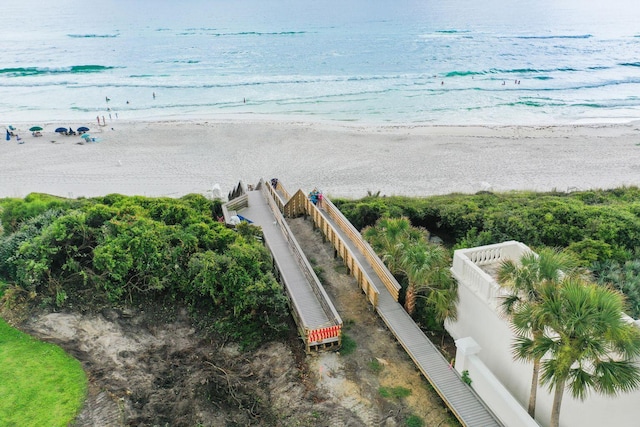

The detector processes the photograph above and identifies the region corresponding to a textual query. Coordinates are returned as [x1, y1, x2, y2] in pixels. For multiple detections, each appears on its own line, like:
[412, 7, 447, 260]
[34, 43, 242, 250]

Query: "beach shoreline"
[2, 118, 640, 200]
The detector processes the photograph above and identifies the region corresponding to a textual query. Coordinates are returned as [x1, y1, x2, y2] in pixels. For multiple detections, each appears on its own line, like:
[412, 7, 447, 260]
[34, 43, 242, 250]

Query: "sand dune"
[2, 119, 640, 200]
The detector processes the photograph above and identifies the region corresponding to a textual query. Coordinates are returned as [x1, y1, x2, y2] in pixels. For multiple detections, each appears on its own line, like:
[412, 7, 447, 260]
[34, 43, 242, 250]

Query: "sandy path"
[2, 119, 640, 199]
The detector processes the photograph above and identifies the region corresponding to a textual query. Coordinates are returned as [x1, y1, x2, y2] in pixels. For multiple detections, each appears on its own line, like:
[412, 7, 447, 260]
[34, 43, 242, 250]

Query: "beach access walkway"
[224, 179, 503, 426]
[268, 181, 503, 427]
[223, 181, 342, 352]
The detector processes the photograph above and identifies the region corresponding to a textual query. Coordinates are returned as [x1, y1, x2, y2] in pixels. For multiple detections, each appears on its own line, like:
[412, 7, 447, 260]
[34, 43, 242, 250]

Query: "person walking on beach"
[153, 92, 156, 99]
[97, 116, 100, 126]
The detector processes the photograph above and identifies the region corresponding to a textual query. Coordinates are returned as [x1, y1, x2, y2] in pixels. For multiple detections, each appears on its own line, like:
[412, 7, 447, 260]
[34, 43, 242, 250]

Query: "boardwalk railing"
[264, 179, 291, 212]
[274, 179, 292, 202]
[221, 193, 248, 226]
[227, 180, 246, 201]
[322, 197, 401, 302]
[282, 188, 307, 218]
[259, 181, 342, 351]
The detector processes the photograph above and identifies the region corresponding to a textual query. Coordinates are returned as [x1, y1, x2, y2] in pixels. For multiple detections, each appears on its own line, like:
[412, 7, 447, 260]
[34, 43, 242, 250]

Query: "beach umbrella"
[81, 133, 91, 140]
[55, 127, 67, 133]
[5, 129, 10, 141]
[77, 126, 90, 132]
[29, 126, 43, 132]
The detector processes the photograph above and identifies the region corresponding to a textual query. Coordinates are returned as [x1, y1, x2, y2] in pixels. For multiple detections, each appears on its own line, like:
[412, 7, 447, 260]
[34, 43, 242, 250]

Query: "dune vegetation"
[335, 186, 640, 317]
[0, 193, 290, 346]
[4, 187, 640, 425]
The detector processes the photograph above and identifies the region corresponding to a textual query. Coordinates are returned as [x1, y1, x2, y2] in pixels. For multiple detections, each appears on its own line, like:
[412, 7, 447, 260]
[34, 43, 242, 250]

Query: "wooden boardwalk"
[311, 198, 504, 427]
[226, 180, 503, 425]
[224, 182, 341, 351]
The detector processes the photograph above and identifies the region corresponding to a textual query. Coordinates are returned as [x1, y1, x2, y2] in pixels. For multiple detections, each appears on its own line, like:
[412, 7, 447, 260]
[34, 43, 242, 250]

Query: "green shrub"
[378, 386, 412, 399]
[340, 333, 357, 355]
[405, 414, 425, 427]
[367, 358, 384, 374]
[461, 370, 472, 386]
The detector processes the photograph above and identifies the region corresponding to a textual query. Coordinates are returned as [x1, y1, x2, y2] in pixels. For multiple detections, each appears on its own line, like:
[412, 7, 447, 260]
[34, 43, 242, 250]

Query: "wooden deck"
[308, 197, 504, 427]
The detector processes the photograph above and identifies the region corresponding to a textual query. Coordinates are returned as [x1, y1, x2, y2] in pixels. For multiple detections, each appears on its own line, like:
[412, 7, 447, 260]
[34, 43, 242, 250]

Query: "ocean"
[2, 0, 640, 125]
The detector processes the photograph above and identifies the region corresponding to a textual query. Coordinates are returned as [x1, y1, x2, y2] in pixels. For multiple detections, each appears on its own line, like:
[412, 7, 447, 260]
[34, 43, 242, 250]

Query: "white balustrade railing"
[452, 241, 531, 307]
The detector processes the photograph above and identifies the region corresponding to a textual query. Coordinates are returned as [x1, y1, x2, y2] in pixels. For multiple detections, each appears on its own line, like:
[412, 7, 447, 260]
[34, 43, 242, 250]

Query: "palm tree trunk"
[528, 357, 540, 417]
[405, 283, 416, 315]
[550, 377, 566, 427]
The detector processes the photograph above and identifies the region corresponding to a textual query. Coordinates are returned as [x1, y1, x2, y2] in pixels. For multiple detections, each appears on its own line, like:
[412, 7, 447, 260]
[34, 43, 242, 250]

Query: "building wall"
[454, 337, 540, 427]
[447, 242, 640, 427]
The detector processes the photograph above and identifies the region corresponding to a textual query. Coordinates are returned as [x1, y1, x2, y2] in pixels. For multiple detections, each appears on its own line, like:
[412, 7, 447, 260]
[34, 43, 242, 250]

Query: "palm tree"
[400, 240, 457, 321]
[362, 217, 411, 275]
[497, 247, 584, 418]
[363, 217, 456, 322]
[515, 278, 640, 427]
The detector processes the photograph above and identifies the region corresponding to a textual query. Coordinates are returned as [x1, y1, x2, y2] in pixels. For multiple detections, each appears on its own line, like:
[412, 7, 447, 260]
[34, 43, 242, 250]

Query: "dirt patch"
[23, 306, 361, 427]
[12, 214, 458, 426]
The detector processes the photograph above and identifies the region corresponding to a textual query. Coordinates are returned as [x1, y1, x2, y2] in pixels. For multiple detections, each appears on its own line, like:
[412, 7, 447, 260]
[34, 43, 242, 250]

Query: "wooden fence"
[321, 197, 401, 302]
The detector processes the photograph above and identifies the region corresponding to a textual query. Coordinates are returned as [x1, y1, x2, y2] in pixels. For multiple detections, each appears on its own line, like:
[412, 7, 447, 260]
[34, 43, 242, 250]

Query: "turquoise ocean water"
[2, 0, 640, 125]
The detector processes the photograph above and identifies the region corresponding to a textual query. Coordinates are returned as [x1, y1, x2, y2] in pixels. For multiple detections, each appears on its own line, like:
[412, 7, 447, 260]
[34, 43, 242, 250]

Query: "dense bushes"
[334, 187, 640, 264]
[335, 187, 640, 320]
[0, 193, 288, 347]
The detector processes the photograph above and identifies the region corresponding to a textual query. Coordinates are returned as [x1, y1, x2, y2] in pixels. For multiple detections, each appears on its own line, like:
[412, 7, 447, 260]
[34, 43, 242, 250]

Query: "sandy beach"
[2, 118, 640, 200]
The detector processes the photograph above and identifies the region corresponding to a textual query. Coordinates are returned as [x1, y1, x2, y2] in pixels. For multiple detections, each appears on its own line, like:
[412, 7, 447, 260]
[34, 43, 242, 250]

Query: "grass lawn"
[0, 317, 87, 426]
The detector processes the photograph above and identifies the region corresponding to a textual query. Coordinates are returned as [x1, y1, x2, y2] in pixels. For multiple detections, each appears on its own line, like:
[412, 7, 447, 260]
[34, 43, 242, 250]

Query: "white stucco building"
[446, 241, 640, 427]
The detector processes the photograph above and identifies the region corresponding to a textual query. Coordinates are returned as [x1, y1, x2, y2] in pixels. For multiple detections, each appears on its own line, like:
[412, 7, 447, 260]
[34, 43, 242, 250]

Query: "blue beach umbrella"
[77, 126, 90, 132]
[5, 129, 10, 141]
[55, 127, 67, 133]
